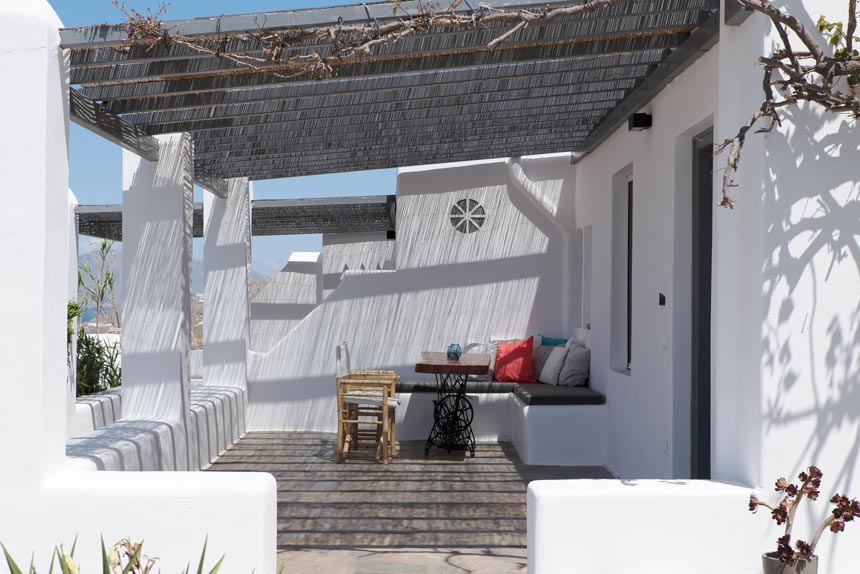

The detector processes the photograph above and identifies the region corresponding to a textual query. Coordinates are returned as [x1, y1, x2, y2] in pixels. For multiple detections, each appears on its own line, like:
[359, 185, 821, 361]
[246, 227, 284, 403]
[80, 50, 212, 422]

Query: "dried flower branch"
[714, 0, 860, 208]
[109, 0, 858, 210]
[749, 465, 858, 563]
[112, 0, 643, 82]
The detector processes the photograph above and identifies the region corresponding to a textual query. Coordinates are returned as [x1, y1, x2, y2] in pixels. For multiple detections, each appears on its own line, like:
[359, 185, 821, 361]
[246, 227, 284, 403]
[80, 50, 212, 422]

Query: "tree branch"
[714, 0, 860, 207]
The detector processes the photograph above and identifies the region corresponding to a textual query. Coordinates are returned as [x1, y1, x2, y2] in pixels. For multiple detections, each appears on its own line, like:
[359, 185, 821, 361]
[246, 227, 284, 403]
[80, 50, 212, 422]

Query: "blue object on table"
[447, 343, 463, 360]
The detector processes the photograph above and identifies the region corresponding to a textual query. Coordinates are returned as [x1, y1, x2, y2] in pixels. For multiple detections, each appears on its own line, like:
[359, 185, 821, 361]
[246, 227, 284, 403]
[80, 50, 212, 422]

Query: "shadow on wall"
[247, 155, 575, 431]
[758, 98, 860, 568]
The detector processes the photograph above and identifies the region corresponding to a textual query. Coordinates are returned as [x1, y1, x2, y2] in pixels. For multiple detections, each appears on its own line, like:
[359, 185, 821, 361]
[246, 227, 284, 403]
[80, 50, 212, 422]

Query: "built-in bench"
[66, 384, 246, 471]
[394, 380, 608, 466]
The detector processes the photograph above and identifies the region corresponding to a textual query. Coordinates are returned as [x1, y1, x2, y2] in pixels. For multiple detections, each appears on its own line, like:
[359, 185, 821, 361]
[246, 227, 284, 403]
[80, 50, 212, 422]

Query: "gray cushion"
[396, 380, 518, 394]
[537, 345, 569, 385]
[559, 345, 590, 387]
[532, 345, 553, 382]
[513, 384, 605, 406]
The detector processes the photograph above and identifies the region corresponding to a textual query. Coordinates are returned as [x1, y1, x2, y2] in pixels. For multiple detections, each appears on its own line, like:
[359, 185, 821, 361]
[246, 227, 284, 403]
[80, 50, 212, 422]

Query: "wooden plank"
[415, 353, 491, 375]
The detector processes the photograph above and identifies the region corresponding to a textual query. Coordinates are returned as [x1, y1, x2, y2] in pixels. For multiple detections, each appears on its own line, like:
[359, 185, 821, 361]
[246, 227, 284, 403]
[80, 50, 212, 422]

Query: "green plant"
[79, 239, 120, 334]
[67, 300, 84, 366]
[75, 333, 121, 397]
[1, 537, 228, 574]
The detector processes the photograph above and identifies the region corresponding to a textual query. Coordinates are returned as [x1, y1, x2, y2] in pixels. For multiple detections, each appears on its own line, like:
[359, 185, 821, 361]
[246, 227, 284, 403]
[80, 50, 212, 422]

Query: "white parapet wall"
[251, 251, 322, 352]
[0, 471, 277, 573]
[528, 480, 763, 574]
[322, 231, 395, 299]
[247, 154, 576, 431]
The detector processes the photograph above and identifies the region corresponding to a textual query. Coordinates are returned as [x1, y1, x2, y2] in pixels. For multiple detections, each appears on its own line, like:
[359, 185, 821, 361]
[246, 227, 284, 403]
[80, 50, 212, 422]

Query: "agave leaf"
[48, 549, 57, 574]
[119, 542, 141, 574]
[196, 536, 208, 574]
[182, 563, 190, 574]
[27, 552, 35, 574]
[57, 553, 70, 574]
[207, 555, 225, 574]
[70, 536, 77, 560]
[2, 543, 25, 574]
[100, 537, 110, 574]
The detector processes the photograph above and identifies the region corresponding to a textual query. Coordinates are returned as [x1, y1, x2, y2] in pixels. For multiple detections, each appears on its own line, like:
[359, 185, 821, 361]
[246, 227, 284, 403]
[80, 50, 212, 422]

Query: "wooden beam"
[194, 172, 229, 199]
[724, 0, 754, 26]
[69, 88, 159, 161]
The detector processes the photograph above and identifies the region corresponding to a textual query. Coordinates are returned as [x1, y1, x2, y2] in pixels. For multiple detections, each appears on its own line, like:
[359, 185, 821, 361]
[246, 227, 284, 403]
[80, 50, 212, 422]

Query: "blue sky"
[53, 0, 395, 278]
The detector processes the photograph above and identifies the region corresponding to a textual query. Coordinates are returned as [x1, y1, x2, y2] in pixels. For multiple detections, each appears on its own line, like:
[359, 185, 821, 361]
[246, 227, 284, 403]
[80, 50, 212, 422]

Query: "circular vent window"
[450, 199, 486, 234]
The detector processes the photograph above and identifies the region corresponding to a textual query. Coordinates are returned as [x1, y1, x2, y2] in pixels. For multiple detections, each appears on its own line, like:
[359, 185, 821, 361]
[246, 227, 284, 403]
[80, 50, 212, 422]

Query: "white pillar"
[203, 178, 252, 392]
[67, 190, 80, 433]
[122, 133, 194, 470]
[0, 0, 69, 488]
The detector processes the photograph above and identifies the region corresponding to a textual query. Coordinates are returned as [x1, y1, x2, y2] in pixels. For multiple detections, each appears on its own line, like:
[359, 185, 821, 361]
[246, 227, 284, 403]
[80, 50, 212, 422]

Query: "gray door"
[691, 129, 713, 479]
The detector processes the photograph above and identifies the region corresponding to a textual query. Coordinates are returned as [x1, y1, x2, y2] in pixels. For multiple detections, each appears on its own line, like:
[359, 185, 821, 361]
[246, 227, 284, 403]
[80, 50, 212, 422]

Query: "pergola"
[55, 0, 728, 474]
[76, 195, 397, 240]
[60, 0, 726, 184]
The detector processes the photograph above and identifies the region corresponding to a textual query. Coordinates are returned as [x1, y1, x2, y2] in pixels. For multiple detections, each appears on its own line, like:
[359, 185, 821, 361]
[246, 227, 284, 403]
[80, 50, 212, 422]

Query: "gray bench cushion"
[512, 384, 606, 406]
[396, 380, 518, 394]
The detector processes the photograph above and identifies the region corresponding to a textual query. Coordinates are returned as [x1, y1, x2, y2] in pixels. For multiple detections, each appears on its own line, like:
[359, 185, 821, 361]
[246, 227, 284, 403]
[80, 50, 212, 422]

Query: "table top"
[415, 352, 491, 375]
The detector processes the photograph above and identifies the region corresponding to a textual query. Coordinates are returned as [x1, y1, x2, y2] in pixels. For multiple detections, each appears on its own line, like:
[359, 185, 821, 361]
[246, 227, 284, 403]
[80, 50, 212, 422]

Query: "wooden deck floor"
[209, 432, 612, 573]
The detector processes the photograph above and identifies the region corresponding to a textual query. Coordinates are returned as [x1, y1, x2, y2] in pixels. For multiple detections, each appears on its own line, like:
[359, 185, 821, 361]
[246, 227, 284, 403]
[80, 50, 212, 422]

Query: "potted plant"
[749, 465, 860, 574]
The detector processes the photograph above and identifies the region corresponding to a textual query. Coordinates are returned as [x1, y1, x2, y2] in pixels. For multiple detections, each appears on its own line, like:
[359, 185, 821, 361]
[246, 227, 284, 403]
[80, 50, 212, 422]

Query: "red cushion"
[493, 337, 537, 383]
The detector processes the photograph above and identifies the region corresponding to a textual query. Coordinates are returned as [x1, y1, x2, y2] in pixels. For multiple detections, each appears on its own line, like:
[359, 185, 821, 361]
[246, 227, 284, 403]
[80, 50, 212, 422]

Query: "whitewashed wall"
[322, 232, 395, 298]
[250, 251, 322, 352]
[573, 48, 717, 479]
[570, 2, 860, 570]
[711, 1, 860, 572]
[247, 155, 575, 430]
[0, 4, 276, 571]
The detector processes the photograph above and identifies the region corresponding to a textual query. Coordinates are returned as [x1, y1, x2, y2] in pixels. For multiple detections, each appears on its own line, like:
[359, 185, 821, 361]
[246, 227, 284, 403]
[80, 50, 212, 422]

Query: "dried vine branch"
[113, 0, 638, 81]
[112, 1, 859, 210]
[714, 0, 860, 208]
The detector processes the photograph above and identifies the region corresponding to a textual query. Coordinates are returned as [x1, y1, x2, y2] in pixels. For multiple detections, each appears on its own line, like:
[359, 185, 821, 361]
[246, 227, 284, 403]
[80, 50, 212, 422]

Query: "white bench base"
[394, 391, 609, 467]
[66, 385, 245, 471]
[394, 392, 513, 442]
[511, 395, 608, 466]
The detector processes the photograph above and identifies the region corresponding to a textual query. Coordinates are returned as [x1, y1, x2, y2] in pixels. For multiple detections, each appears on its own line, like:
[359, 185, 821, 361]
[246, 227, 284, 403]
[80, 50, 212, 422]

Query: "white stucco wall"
[250, 251, 322, 352]
[570, 2, 860, 570]
[573, 47, 717, 479]
[322, 231, 395, 298]
[247, 154, 575, 430]
[0, 0, 69, 491]
[0, 5, 276, 571]
[0, 471, 276, 574]
[711, 1, 860, 571]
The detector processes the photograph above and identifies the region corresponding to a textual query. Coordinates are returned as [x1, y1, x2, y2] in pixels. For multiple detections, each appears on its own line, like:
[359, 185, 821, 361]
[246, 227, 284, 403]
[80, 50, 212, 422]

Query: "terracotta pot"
[762, 553, 818, 574]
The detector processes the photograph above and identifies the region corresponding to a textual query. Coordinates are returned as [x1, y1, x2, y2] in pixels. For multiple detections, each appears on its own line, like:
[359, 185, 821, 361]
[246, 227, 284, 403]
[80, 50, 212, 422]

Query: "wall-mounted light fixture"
[628, 113, 653, 132]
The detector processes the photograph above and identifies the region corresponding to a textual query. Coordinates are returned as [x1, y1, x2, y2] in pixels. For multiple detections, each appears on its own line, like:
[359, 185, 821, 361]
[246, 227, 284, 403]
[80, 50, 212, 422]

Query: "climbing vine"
[111, 0, 860, 207]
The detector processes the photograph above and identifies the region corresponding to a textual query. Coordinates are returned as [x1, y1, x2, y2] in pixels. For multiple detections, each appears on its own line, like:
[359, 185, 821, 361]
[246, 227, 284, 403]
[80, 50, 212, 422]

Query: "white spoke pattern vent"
[449, 199, 486, 234]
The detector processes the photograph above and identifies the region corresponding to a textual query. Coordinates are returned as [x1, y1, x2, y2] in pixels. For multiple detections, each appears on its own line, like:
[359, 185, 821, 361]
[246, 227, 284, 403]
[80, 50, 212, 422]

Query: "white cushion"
[342, 395, 400, 408]
[536, 345, 569, 385]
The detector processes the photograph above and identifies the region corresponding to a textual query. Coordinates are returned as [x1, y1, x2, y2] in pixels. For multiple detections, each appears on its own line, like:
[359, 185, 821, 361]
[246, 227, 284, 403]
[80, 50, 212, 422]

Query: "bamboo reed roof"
[76, 196, 396, 240]
[60, 0, 719, 181]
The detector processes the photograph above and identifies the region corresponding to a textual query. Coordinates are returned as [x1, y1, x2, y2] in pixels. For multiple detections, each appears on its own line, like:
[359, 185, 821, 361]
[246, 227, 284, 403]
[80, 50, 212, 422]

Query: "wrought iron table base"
[424, 373, 476, 456]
